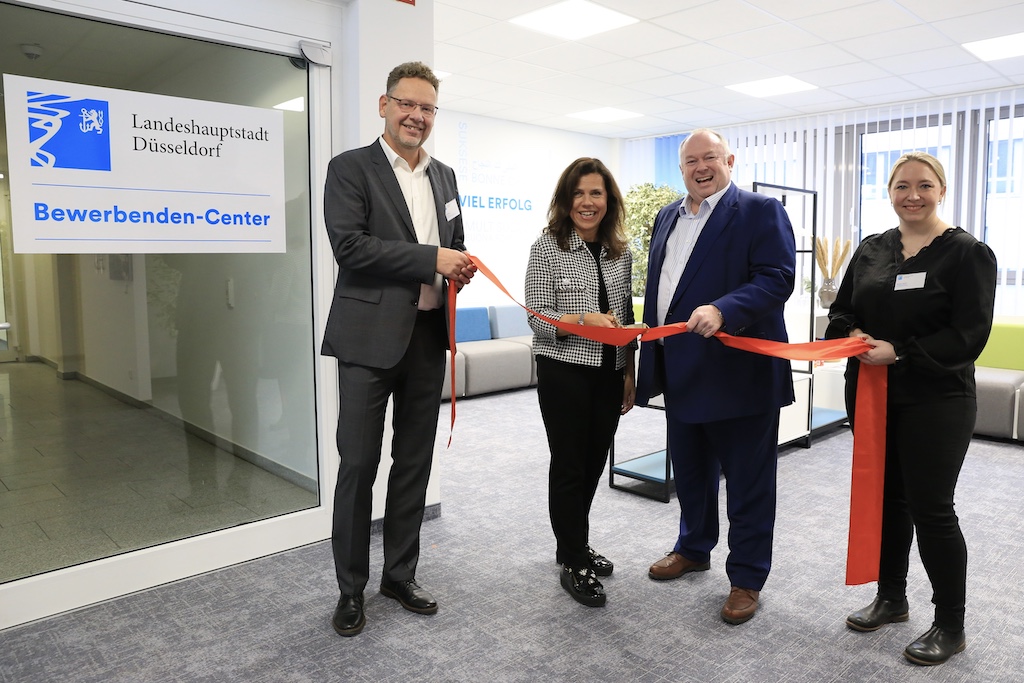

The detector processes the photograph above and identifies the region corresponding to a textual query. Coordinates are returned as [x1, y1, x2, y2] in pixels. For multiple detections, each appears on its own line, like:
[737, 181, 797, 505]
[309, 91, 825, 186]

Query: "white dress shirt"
[656, 182, 732, 327]
[379, 137, 443, 310]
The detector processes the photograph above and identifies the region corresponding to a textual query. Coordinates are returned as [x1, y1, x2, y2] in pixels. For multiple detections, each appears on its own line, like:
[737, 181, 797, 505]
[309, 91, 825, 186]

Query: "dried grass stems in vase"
[814, 236, 851, 308]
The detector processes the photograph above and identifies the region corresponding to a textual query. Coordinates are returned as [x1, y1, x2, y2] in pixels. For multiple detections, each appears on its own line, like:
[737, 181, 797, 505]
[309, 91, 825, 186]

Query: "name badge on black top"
[894, 272, 926, 291]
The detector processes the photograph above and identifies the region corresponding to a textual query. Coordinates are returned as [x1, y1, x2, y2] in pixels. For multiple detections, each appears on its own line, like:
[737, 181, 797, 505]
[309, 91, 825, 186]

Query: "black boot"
[846, 597, 909, 632]
[904, 626, 966, 665]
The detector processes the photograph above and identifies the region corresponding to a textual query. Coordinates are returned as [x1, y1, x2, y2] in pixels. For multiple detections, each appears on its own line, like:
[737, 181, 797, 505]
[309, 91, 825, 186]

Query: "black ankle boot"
[904, 626, 966, 665]
[846, 597, 910, 632]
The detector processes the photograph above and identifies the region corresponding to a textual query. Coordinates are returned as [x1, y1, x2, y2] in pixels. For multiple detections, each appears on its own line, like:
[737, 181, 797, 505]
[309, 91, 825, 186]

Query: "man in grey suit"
[322, 62, 475, 637]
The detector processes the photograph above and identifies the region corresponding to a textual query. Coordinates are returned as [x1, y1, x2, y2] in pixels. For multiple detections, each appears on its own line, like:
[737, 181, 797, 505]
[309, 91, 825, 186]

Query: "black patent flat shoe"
[904, 626, 966, 666]
[586, 545, 614, 577]
[560, 565, 606, 607]
[555, 545, 614, 577]
[846, 597, 910, 632]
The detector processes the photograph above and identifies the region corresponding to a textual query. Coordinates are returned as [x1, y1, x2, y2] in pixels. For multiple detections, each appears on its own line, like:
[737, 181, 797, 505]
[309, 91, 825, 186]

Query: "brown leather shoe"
[648, 552, 711, 580]
[721, 586, 759, 625]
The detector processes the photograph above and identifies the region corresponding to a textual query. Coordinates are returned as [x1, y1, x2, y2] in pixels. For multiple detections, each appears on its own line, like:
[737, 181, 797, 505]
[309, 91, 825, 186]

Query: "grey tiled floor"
[0, 361, 318, 584]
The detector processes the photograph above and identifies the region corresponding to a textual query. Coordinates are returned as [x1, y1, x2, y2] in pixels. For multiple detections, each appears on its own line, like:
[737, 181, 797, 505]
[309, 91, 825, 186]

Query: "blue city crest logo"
[26, 89, 111, 171]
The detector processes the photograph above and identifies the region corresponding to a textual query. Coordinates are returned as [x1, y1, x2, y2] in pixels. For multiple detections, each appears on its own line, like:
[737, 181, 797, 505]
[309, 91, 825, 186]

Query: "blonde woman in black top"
[826, 151, 997, 665]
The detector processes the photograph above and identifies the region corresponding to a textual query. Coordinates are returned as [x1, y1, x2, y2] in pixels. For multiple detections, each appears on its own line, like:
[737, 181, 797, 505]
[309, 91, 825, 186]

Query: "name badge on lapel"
[445, 199, 460, 221]
[894, 272, 926, 291]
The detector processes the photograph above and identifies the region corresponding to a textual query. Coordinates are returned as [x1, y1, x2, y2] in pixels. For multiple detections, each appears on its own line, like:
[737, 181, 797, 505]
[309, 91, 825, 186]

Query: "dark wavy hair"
[545, 157, 626, 259]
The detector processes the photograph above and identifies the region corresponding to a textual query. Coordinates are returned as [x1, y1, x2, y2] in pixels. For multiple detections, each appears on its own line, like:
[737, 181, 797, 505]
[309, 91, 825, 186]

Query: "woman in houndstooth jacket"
[525, 157, 636, 608]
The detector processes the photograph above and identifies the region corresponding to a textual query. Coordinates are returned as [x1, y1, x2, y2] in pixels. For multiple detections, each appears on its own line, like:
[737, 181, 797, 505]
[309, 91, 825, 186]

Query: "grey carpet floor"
[1, 388, 1023, 682]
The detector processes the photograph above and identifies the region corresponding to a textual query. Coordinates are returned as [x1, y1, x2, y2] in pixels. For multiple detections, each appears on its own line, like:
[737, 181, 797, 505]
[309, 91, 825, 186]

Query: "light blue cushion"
[455, 307, 491, 342]
[488, 305, 532, 338]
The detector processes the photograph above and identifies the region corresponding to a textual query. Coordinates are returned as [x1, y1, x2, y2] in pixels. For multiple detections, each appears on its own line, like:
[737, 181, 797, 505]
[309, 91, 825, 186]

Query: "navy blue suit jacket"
[635, 183, 796, 423]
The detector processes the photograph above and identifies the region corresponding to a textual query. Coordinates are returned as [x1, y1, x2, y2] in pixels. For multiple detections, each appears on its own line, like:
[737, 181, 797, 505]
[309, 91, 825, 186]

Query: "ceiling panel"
[577, 22, 694, 59]
[708, 24, 824, 59]
[834, 25, 955, 61]
[433, 1, 1024, 137]
[894, 0, 1023, 23]
[573, 59, 673, 86]
[792, 2, 923, 42]
[930, 5, 1024, 42]
[634, 42, 743, 75]
[658, 0, 781, 41]
[433, 3, 497, 42]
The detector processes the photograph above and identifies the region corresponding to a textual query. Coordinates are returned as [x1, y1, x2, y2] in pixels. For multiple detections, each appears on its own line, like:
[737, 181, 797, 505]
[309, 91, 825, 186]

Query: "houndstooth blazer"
[525, 230, 635, 369]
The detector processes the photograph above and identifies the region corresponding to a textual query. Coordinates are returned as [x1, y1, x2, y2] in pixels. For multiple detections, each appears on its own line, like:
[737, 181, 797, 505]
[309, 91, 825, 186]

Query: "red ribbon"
[845, 363, 887, 584]
[448, 253, 885, 585]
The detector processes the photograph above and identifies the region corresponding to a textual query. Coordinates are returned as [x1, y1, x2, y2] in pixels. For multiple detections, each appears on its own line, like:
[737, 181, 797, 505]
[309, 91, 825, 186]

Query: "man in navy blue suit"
[635, 128, 796, 625]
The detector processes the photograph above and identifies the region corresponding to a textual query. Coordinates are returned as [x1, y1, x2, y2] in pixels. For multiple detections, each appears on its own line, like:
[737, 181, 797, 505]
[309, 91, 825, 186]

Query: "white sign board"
[3, 74, 285, 253]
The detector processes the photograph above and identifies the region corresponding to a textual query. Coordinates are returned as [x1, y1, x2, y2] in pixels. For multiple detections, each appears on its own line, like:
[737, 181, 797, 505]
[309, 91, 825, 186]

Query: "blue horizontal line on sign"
[35, 238, 273, 242]
[31, 183, 270, 197]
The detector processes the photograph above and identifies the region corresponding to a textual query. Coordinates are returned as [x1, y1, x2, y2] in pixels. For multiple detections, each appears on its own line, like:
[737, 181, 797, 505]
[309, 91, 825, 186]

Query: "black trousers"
[872, 397, 975, 631]
[536, 355, 624, 568]
[331, 310, 446, 596]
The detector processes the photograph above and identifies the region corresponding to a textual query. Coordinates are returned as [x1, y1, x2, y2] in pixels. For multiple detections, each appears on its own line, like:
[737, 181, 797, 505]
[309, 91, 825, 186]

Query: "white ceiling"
[434, 0, 1024, 138]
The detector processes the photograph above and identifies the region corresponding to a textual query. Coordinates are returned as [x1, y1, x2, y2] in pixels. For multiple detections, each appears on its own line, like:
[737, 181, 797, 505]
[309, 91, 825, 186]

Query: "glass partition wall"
[0, 3, 318, 585]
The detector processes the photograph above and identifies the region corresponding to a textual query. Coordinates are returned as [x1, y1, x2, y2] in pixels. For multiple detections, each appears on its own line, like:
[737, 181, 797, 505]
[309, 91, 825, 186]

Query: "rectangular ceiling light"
[726, 76, 816, 98]
[567, 107, 642, 122]
[963, 32, 1024, 62]
[510, 0, 638, 41]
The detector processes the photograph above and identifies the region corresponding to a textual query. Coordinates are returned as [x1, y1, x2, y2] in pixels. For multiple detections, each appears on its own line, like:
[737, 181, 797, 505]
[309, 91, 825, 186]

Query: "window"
[985, 106, 1024, 315]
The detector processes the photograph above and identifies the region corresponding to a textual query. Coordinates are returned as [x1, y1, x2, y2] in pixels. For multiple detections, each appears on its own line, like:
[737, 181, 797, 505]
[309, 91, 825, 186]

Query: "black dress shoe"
[379, 579, 438, 615]
[560, 565, 606, 607]
[332, 594, 365, 637]
[904, 626, 966, 665]
[846, 597, 910, 632]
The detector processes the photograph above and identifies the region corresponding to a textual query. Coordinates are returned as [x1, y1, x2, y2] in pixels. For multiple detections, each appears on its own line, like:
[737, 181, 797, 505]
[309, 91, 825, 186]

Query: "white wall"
[433, 112, 618, 307]
[77, 253, 151, 399]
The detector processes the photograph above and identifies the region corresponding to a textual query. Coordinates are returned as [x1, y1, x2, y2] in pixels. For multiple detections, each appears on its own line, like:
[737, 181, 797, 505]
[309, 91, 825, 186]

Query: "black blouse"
[825, 227, 997, 407]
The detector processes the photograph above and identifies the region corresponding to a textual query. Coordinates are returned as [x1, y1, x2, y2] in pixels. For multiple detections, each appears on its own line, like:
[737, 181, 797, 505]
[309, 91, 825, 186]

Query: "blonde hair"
[887, 151, 946, 191]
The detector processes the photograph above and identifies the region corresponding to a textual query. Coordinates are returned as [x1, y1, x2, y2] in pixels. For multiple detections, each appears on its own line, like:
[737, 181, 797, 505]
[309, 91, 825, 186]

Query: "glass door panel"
[0, 2, 318, 584]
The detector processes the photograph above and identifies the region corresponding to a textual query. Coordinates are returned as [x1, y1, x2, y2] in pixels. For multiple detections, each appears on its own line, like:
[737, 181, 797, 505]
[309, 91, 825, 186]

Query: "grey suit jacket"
[321, 140, 466, 369]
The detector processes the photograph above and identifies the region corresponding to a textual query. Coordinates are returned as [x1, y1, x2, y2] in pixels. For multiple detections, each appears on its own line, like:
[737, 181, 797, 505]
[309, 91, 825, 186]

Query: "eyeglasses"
[386, 95, 438, 117]
[683, 154, 722, 168]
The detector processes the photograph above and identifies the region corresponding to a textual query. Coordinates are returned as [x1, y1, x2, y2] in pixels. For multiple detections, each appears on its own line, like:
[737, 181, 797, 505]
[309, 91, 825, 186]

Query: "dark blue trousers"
[666, 410, 780, 591]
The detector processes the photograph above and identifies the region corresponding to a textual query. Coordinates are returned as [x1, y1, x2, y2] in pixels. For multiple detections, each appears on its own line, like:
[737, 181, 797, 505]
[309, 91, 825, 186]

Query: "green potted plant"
[624, 182, 683, 297]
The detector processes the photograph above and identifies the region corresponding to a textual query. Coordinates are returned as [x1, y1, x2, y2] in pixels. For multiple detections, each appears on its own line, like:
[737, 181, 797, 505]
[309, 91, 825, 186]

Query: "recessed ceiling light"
[567, 107, 642, 123]
[726, 76, 816, 98]
[963, 32, 1024, 62]
[510, 0, 638, 41]
[273, 97, 304, 112]
[434, 70, 452, 80]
